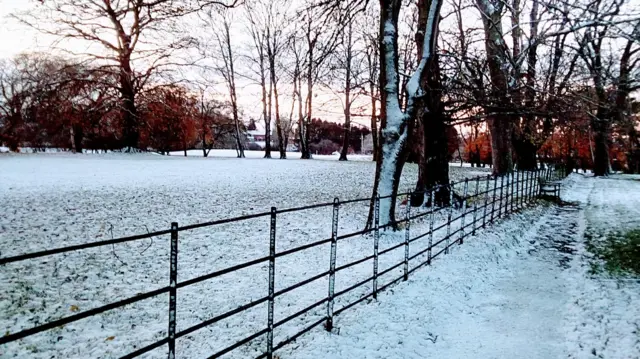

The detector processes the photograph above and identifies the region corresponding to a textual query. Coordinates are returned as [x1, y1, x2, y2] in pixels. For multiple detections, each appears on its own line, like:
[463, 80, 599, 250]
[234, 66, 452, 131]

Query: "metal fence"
[0, 167, 566, 359]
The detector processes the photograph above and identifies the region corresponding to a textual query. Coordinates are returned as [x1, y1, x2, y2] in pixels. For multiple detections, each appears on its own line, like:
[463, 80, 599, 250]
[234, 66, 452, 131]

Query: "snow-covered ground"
[280, 174, 640, 359]
[0, 153, 488, 358]
[2, 154, 637, 359]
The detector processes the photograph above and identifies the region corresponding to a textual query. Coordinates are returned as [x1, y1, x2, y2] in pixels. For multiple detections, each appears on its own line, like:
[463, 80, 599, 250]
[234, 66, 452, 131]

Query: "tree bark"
[488, 115, 513, 174]
[339, 21, 354, 161]
[269, 57, 285, 159]
[301, 21, 314, 160]
[412, 0, 448, 207]
[476, 0, 514, 175]
[223, 22, 245, 159]
[592, 109, 610, 176]
[260, 49, 271, 158]
[367, 0, 441, 228]
[119, 58, 139, 151]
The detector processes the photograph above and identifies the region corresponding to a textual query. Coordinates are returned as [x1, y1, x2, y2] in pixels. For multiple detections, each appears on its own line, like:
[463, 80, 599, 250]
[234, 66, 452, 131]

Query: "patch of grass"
[590, 229, 640, 276]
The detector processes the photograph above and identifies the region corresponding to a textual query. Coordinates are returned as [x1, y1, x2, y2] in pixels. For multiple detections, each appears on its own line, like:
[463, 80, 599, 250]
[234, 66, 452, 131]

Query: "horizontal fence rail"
[0, 166, 567, 358]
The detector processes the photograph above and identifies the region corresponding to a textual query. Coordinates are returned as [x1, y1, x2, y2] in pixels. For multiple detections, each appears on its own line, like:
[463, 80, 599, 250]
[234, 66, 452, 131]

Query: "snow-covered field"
[0, 153, 488, 358]
[2, 153, 637, 359]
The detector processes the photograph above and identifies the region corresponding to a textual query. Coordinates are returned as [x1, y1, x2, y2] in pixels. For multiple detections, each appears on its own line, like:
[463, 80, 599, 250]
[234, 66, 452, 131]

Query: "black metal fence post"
[373, 194, 380, 300]
[459, 179, 468, 245]
[511, 171, 520, 212]
[498, 175, 505, 219]
[445, 181, 453, 254]
[472, 176, 480, 235]
[510, 172, 518, 213]
[504, 173, 510, 215]
[520, 171, 524, 208]
[168, 222, 178, 359]
[266, 207, 276, 359]
[483, 175, 490, 228]
[326, 198, 339, 332]
[524, 171, 528, 206]
[530, 170, 535, 201]
[490, 175, 498, 223]
[507, 173, 511, 214]
[403, 193, 411, 281]
[428, 187, 435, 265]
[524, 171, 528, 207]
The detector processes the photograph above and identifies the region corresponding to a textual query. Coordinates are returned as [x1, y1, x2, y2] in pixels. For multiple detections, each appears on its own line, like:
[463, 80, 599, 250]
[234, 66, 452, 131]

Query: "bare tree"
[334, 17, 366, 161]
[369, 0, 443, 227]
[299, 3, 345, 159]
[14, 0, 238, 151]
[245, 0, 273, 158]
[570, 0, 640, 175]
[202, 9, 245, 158]
[362, 10, 381, 161]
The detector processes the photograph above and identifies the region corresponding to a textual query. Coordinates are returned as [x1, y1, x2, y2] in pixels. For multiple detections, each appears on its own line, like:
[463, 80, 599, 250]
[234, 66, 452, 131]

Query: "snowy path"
[280, 175, 640, 359]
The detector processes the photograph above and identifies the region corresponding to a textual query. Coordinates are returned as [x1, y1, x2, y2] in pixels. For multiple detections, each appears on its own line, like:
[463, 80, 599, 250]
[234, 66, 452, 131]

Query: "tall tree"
[246, 0, 273, 158]
[474, 0, 515, 175]
[412, 0, 448, 207]
[336, 17, 365, 161]
[370, 0, 443, 227]
[213, 10, 245, 158]
[571, 0, 640, 175]
[15, 0, 238, 151]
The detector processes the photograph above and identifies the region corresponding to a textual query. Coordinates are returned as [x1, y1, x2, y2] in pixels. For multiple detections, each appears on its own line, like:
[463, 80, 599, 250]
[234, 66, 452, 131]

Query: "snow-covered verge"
[277, 174, 640, 359]
[562, 174, 640, 358]
[0, 154, 489, 358]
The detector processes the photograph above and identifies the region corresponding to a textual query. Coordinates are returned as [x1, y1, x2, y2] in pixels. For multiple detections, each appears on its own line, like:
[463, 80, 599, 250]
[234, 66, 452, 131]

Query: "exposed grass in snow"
[588, 228, 640, 277]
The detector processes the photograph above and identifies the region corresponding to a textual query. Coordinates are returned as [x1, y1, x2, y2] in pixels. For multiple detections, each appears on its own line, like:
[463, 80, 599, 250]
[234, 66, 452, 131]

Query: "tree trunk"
[412, 0, 448, 207]
[301, 30, 314, 160]
[370, 93, 379, 162]
[367, 0, 442, 228]
[591, 111, 610, 176]
[413, 111, 450, 207]
[366, 39, 380, 162]
[476, 0, 514, 175]
[119, 58, 139, 151]
[271, 72, 286, 159]
[297, 76, 307, 157]
[513, 136, 537, 170]
[340, 21, 354, 162]
[261, 57, 271, 158]
[73, 124, 84, 153]
[488, 115, 513, 175]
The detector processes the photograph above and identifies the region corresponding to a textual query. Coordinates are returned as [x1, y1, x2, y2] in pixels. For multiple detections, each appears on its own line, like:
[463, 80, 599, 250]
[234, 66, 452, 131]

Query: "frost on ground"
[279, 174, 640, 359]
[3, 154, 637, 359]
[0, 153, 487, 358]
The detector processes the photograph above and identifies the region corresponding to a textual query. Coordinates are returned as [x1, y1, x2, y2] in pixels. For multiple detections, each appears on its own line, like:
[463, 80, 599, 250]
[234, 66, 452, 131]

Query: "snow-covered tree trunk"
[369, 0, 442, 228]
[412, 0, 448, 207]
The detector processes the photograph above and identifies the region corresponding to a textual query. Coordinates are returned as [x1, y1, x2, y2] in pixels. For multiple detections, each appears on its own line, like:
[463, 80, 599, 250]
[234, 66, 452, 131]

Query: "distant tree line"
[0, 54, 243, 155]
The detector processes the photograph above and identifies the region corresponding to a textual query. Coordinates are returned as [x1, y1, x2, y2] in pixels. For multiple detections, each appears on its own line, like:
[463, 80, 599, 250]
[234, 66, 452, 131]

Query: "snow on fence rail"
[0, 167, 566, 359]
